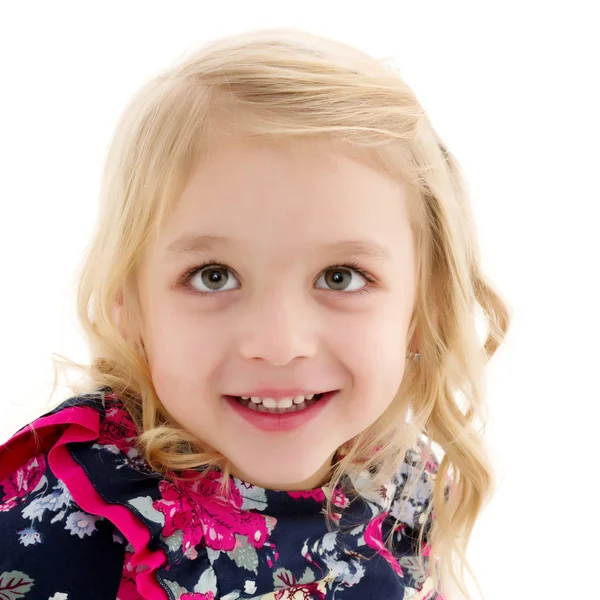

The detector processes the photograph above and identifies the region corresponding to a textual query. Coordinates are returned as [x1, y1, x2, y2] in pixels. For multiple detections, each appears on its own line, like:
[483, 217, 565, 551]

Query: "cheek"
[340, 310, 409, 416]
[335, 308, 408, 371]
[142, 311, 221, 393]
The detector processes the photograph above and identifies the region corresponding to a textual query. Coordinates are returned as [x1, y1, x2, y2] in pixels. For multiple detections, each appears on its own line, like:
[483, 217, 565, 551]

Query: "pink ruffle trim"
[0, 405, 169, 600]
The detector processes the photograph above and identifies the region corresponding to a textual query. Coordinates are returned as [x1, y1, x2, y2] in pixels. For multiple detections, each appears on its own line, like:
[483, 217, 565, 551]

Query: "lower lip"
[223, 391, 338, 432]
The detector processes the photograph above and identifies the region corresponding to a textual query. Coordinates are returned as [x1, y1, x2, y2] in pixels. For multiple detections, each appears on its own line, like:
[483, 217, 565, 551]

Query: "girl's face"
[136, 140, 417, 490]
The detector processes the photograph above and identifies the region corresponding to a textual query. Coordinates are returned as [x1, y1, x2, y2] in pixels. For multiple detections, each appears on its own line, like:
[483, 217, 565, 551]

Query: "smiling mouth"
[226, 392, 330, 415]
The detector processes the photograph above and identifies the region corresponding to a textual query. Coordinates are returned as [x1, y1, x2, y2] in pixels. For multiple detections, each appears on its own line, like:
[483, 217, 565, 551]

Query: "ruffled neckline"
[91, 387, 357, 511]
[45, 387, 438, 515]
[6, 386, 442, 599]
[52, 387, 438, 517]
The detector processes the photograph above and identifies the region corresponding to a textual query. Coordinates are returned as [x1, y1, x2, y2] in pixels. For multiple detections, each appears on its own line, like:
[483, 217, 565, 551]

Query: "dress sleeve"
[1, 396, 172, 600]
[0, 431, 126, 599]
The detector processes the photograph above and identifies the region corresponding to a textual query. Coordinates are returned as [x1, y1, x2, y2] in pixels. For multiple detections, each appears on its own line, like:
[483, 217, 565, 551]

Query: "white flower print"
[64, 511, 103, 538]
[322, 555, 365, 588]
[21, 482, 71, 521]
[322, 531, 337, 552]
[21, 497, 49, 521]
[50, 480, 73, 506]
[42, 489, 70, 512]
[16, 526, 43, 546]
[244, 580, 257, 594]
[113, 531, 125, 544]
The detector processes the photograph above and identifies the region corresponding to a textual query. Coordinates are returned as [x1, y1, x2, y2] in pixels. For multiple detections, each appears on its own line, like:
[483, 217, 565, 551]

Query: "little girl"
[0, 28, 510, 600]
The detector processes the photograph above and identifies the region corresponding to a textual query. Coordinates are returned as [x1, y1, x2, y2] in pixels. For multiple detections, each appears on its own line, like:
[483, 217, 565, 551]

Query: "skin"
[129, 139, 418, 491]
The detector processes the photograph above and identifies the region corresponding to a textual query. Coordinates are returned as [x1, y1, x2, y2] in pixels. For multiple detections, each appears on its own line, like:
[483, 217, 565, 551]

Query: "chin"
[229, 456, 329, 491]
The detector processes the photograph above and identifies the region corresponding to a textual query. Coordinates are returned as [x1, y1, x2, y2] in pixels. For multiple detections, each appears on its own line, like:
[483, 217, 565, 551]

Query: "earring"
[406, 350, 421, 362]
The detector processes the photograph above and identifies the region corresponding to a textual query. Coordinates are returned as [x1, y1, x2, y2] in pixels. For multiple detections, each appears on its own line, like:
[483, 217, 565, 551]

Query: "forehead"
[157, 140, 414, 263]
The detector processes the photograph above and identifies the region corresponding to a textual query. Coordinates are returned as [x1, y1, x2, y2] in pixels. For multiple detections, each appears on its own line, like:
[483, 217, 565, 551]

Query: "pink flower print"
[181, 593, 215, 600]
[193, 469, 244, 509]
[326, 511, 342, 522]
[322, 486, 350, 522]
[0, 454, 46, 512]
[425, 457, 438, 474]
[116, 550, 142, 600]
[417, 443, 438, 475]
[331, 487, 349, 509]
[97, 406, 138, 452]
[364, 513, 404, 576]
[153, 480, 204, 551]
[153, 471, 270, 553]
[393, 521, 407, 536]
[274, 583, 325, 600]
[287, 488, 326, 502]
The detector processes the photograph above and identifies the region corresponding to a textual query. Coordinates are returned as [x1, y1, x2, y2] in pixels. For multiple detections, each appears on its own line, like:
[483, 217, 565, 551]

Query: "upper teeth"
[241, 394, 315, 409]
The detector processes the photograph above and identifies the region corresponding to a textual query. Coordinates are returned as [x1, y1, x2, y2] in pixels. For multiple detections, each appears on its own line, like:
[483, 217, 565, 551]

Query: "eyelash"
[177, 259, 377, 298]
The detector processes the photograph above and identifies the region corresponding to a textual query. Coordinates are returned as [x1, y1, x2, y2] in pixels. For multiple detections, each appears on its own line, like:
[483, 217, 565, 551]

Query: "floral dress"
[0, 388, 445, 600]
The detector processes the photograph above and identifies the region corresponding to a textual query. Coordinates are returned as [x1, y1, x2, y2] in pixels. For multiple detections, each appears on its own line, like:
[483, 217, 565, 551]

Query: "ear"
[408, 329, 419, 353]
[408, 324, 421, 356]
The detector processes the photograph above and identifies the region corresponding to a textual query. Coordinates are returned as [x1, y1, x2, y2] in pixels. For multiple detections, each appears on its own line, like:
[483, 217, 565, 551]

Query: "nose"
[236, 287, 318, 366]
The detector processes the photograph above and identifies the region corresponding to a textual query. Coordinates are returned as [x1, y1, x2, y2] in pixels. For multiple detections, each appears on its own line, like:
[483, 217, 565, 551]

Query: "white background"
[1, 2, 598, 598]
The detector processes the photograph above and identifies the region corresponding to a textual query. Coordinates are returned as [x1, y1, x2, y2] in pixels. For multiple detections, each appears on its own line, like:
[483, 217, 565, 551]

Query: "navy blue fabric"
[0, 390, 443, 599]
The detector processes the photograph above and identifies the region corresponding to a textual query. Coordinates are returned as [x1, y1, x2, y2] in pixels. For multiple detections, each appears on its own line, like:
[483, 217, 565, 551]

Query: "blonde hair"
[51, 27, 511, 599]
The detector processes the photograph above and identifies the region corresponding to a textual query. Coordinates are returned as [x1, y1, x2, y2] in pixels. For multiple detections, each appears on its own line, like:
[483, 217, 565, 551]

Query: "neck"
[227, 451, 337, 491]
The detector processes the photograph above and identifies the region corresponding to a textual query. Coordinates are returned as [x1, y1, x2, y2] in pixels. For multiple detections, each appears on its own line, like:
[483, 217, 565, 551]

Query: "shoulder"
[0, 403, 126, 598]
[1, 387, 174, 599]
[0, 387, 110, 497]
[388, 441, 446, 534]
[0, 388, 143, 599]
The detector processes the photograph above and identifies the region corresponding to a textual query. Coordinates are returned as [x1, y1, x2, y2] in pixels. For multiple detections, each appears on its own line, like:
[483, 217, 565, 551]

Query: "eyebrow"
[165, 234, 391, 263]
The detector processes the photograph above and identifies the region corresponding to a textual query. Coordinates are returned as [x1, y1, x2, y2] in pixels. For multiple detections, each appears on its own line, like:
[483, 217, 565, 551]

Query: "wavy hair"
[50, 27, 511, 599]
